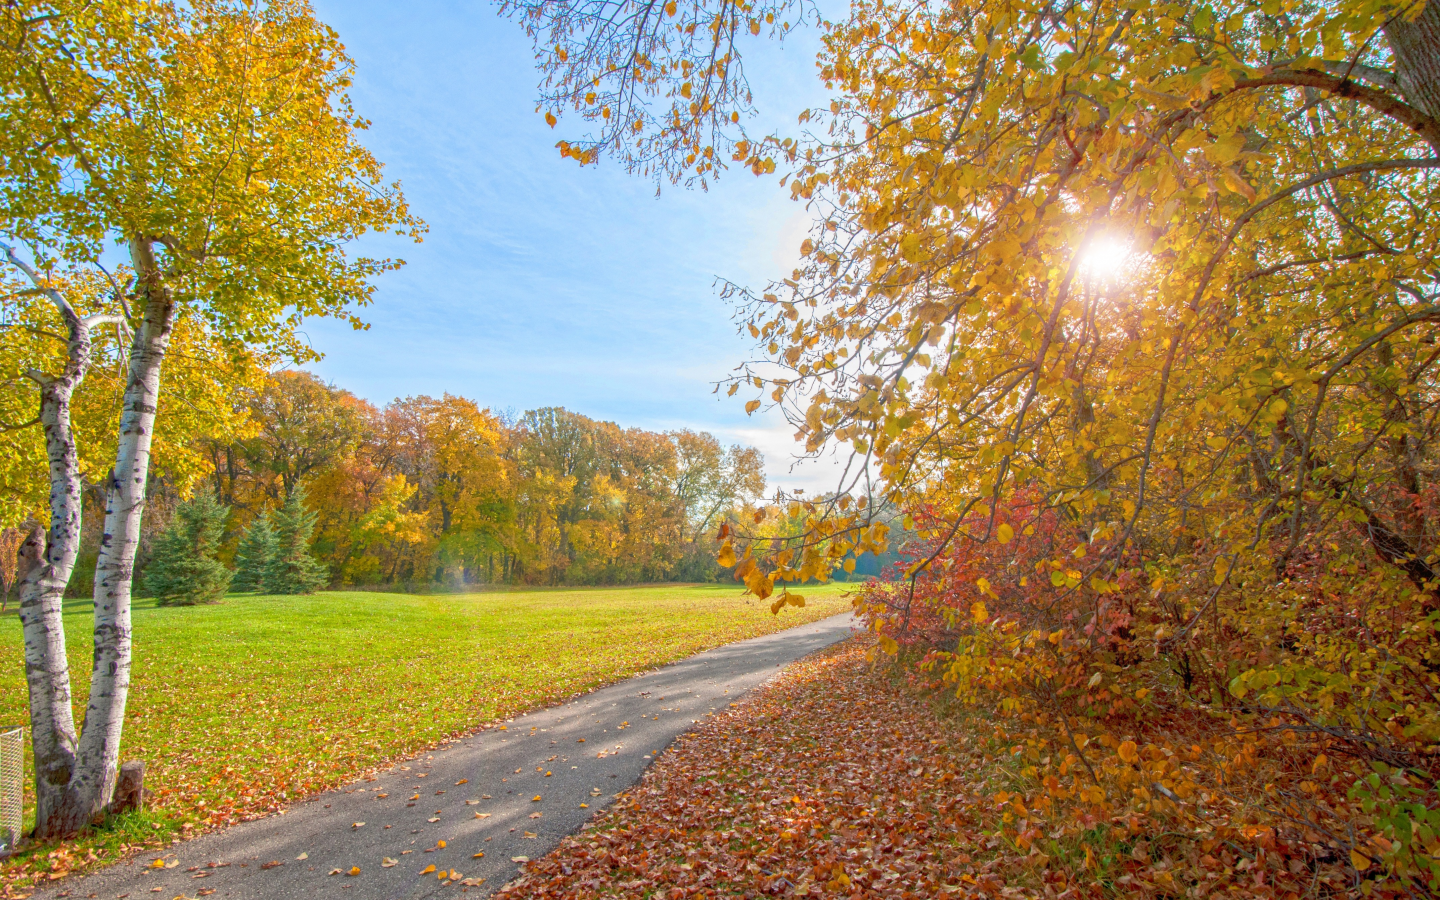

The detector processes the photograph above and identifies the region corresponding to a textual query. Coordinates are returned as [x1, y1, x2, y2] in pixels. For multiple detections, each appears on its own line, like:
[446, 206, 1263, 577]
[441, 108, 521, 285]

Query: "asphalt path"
[37, 611, 857, 900]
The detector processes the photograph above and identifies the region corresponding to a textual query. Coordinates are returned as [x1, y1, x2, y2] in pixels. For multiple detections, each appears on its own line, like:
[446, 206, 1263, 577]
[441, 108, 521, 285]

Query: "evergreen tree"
[232, 513, 277, 592]
[263, 489, 329, 595]
[144, 492, 232, 606]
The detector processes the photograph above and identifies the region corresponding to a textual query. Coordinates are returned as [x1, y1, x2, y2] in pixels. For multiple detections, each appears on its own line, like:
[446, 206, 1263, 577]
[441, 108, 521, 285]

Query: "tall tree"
[143, 492, 232, 606]
[1, 0, 419, 835]
[231, 512, 277, 593]
[264, 489, 328, 595]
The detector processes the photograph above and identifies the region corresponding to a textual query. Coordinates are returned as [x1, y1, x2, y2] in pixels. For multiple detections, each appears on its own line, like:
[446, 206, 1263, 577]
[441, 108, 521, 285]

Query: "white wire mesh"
[0, 727, 20, 854]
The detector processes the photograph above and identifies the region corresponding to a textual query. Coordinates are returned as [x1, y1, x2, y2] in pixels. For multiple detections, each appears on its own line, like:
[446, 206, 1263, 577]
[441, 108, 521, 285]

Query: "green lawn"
[0, 583, 852, 889]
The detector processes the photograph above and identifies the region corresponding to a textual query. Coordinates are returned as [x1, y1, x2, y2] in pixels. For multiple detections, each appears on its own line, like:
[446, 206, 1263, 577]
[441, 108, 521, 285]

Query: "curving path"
[35, 612, 857, 900]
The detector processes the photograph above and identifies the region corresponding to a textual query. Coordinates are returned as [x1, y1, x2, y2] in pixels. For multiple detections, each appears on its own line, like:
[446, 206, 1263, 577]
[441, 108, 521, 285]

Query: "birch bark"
[4, 243, 120, 836]
[70, 237, 175, 826]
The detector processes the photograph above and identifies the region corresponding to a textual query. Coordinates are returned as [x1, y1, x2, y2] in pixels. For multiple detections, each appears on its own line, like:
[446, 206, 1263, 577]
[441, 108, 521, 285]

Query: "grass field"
[0, 583, 852, 892]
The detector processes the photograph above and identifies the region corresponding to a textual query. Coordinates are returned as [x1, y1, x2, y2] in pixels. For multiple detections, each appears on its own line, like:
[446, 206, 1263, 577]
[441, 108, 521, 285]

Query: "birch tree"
[0, 0, 419, 836]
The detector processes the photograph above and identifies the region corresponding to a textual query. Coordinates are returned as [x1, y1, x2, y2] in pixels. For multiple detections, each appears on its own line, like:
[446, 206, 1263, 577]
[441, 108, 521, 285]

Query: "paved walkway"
[38, 612, 857, 900]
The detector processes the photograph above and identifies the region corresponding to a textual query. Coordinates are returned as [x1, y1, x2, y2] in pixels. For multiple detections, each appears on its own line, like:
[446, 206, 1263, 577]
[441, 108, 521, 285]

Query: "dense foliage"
[142, 492, 232, 606]
[520, 0, 1440, 892]
[193, 371, 768, 588]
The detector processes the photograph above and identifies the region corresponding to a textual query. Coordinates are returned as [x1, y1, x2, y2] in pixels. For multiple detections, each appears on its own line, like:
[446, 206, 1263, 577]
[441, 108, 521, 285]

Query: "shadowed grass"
[0, 583, 852, 894]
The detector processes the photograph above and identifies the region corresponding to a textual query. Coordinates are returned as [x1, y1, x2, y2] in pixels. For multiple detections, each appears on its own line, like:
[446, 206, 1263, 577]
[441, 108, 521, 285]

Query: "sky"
[303, 0, 844, 493]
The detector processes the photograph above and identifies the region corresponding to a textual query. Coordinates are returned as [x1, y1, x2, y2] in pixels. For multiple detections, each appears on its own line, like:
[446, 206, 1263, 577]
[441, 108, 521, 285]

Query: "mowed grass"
[0, 583, 852, 890]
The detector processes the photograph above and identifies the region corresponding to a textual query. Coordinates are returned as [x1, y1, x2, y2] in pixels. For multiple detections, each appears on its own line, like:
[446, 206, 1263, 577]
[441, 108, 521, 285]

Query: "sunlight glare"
[1078, 235, 1134, 284]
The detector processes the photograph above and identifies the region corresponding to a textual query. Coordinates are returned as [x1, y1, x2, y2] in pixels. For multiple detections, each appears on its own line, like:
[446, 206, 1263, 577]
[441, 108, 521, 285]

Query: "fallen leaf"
[532, 795, 541, 802]
[376, 793, 388, 799]
[472, 852, 484, 859]
[381, 858, 397, 868]
[579, 803, 588, 808]
[295, 852, 308, 861]
[511, 856, 529, 863]
[465, 799, 480, 806]
[474, 812, 490, 819]
[530, 812, 542, 819]
[420, 864, 436, 875]
[455, 779, 468, 785]
[427, 817, 440, 823]
[523, 831, 537, 839]
[437, 840, 446, 849]
[346, 866, 361, 876]
[260, 860, 283, 870]
[327, 869, 341, 876]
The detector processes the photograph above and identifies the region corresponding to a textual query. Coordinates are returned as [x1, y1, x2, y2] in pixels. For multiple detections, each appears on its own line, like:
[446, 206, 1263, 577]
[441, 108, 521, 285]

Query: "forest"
[1, 368, 768, 597]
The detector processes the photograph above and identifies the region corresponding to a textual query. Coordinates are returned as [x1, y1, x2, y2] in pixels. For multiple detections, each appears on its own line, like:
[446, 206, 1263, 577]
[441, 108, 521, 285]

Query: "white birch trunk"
[13, 299, 98, 836]
[68, 237, 176, 824]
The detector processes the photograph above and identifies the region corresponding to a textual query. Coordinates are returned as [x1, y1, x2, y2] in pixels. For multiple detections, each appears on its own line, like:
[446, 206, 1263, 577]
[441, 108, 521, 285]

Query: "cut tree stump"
[109, 761, 145, 815]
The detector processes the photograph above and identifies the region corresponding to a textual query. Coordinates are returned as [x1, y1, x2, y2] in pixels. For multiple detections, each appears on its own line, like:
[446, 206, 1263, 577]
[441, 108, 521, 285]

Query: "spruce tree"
[263, 489, 329, 595]
[144, 492, 232, 606]
[232, 513, 277, 592]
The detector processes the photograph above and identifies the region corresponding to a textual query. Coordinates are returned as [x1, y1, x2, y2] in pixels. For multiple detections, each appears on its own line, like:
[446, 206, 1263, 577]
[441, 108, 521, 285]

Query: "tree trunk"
[1388, 0, 1440, 150]
[74, 238, 176, 824]
[17, 307, 97, 837]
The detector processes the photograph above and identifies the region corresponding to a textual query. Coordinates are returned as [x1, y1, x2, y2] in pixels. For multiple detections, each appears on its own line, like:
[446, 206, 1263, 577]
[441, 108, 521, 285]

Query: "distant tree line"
[139, 370, 769, 591]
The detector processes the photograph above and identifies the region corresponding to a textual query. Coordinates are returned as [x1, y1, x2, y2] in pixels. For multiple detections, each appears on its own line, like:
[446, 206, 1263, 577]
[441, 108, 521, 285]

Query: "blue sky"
[303, 0, 842, 492]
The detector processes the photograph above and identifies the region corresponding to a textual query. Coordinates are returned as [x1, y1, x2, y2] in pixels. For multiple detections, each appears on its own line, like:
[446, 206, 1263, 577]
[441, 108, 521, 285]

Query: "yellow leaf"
[1351, 850, 1371, 871]
[346, 866, 361, 876]
[664, 1, 676, 14]
[437, 840, 446, 849]
[970, 601, 987, 623]
[382, 858, 397, 868]
[750, 19, 761, 34]
[717, 542, 736, 567]
[878, 634, 899, 654]
[1118, 741, 1139, 764]
[421, 865, 437, 875]
[544, 112, 557, 128]
[745, 399, 760, 414]
[532, 795, 542, 802]
[996, 523, 1014, 544]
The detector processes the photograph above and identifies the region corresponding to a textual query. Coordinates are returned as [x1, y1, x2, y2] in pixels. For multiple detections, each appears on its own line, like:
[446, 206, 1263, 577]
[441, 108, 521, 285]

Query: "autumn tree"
[517, 0, 1440, 885]
[0, 527, 19, 612]
[1, 0, 418, 835]
[228, 371, 375, 504]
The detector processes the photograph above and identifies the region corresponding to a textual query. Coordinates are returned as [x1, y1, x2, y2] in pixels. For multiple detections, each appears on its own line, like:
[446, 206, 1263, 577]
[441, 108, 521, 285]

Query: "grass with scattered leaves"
[0, 583, 851, 896]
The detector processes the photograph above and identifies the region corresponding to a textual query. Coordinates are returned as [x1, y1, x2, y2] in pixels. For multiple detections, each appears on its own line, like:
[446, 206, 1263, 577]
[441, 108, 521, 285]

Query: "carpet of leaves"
[500, 638, 995, 899]
[501, 637, 1366, 900]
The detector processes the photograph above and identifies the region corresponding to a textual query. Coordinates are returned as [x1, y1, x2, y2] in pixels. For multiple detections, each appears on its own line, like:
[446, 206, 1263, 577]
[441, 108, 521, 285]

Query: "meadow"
[0, 583, 851, 889]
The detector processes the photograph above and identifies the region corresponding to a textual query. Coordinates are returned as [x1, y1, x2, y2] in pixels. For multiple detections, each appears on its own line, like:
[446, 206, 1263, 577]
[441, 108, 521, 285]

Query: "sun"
[1077, 235, 1134, 285]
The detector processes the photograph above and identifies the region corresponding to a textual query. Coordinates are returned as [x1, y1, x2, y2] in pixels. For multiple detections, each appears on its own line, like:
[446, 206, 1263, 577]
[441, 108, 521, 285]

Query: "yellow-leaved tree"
[516, 0, 1440, 887]
[0, 0, 420, 836]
